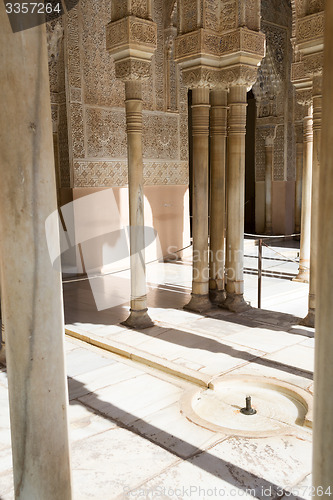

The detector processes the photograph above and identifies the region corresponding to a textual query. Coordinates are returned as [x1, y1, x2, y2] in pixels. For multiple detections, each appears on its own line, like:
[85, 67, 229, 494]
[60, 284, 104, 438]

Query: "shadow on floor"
[68, 376, 307, 499]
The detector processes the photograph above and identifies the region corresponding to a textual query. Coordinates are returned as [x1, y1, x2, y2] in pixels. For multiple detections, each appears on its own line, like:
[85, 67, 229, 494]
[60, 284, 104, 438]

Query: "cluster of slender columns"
[0, 5, 72, 498]
[294, 138, 303, 235]
[186, 85, 249, 313]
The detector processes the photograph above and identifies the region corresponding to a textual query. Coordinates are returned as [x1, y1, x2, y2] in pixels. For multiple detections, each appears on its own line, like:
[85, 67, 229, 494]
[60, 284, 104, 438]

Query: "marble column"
[264, 127, 277, 235]
[185, 87, 211, 313]
[224, 85, 250, 312]
[0, 6, 72, 499]
[313, 0, 333, 490]
[122, 80, 153, 329]
[294, 104, 313, 283]
[209, 89, 228, 305]
[302, 81, 321, 327]
[294, 126, 303, 235]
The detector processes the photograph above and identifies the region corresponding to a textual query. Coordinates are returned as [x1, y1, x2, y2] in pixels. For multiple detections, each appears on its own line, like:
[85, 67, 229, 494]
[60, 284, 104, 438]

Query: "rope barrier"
[261, 241, 309, 270]
[244, 232, 301, 239]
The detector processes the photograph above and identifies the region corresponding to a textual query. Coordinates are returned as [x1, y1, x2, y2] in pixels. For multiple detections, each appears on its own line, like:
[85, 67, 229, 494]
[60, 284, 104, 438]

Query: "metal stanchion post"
[258, 238, 262, 309]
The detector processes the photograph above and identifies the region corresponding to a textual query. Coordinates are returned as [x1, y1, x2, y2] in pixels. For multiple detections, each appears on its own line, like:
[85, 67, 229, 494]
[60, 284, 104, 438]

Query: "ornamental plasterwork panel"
[174, 28, 265, 61]
[86, 108, 127, 159]
[47, 20, 63, 93]
[105, 17, 157, 52]
[66, 5, 81, 89]
[70, 104, 85, 159]
[273, 125, 285, 181]
[142, 114, 180, 160]
[74, 161, 128, 187]
[287, 124, 295, 181]
[220, 0, 238, 32]
[81, 0, 124, 107]
[180, 0, 199, 34]
[153, 0, 164, 111]
[70, 87, 82, 104]
[62, 0, 188, 189]
[58, 103, 71, 187]
[307, 0, 324, 15]
[261, 0, 291, 28]
[144, 161, 188, 185]
[296, 11, 324, 45]
[85, 109, 180, 164]
[261, 22, 287, 79]
[245, 0, 260, 31]
[203, 0, 220, 32]
[255, 130, 266, 182]
[73, 161, 188, 187]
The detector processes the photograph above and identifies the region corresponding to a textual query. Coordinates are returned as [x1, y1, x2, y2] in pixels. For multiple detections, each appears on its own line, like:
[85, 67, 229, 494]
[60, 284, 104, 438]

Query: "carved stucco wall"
[47, 18, 71, 189]
[52, 0, 188, 189]
[255, 0, 296, 183]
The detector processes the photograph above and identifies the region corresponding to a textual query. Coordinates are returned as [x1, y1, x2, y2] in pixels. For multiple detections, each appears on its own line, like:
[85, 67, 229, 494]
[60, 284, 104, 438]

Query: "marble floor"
[0, 241, 315, 500]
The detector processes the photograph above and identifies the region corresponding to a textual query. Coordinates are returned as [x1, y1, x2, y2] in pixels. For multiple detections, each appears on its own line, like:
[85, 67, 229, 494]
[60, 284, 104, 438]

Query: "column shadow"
[68, 376, 310, 500]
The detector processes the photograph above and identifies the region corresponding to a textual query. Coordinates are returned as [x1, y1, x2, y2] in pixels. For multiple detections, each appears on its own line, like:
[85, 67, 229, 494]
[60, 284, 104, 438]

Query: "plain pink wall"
[59, 185, 190, 273]
[272, 181, 296, 235]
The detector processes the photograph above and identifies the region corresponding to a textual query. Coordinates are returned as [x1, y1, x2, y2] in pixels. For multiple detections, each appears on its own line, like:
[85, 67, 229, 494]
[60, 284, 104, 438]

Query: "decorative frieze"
[73, 161, 188, 187]
[174, 27, 265, 62]
[296, 11, 324, 46]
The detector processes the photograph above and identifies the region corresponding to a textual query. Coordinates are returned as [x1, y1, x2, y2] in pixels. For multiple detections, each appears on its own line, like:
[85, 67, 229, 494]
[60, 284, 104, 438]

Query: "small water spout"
[240, 396, 257, 415]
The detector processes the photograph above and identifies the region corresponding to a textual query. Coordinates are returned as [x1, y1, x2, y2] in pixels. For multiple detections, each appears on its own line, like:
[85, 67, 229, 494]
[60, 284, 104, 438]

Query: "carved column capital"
[258, 125, 277, 147]
[106, 15, 157, 82]
[296, 87, 313, 106]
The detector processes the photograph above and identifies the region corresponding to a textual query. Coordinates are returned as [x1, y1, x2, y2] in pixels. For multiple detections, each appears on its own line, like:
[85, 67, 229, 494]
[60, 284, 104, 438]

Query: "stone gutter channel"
[65, 327, 213, 389]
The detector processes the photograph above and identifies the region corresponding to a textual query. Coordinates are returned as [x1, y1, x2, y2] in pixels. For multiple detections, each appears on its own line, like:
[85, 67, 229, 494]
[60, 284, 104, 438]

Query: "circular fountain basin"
[181, 375, 313, 438]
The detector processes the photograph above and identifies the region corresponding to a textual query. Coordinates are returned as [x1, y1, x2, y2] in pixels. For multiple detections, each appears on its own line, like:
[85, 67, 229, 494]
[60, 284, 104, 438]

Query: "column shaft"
[294, 105, 313, 283]
[122, 80, 153, 329]
[185, 87, 211, 313]
[302, 89, 321, 327]
[224, 86, 249, 312]
[0, 6, 72, 499]
[264, 142, 274, 235]
[313, 0, 333, 491]
[209, 89, 228, 304]
[295, 142, 303, 234]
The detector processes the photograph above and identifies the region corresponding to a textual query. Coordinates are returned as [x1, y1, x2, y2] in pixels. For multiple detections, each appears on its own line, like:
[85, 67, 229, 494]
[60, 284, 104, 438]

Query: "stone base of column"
[209, 289, 226, 306]
[300, 308, 315, 328]
[184, 294, 212, 314]
[122, 309, 154, 329]
[293, 267, 309, 283]
[222, 293, 251, 313]
[264, 227, 273, 236]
